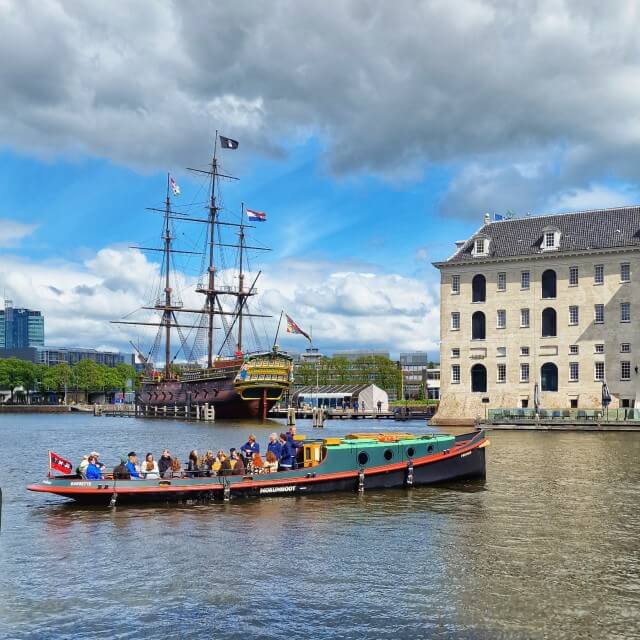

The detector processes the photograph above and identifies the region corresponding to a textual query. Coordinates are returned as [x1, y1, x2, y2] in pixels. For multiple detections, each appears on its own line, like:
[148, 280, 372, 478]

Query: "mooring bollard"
[287, 407, 296, 426]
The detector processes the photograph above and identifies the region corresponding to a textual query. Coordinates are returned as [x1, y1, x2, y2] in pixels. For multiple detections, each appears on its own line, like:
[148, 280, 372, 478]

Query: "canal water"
[0, 414, 638, 639]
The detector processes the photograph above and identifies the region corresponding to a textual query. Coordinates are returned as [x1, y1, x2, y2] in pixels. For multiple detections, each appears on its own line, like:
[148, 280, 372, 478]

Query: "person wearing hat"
[125, 451, 142, 479]
[90, 451, 105, 473]
[85, 455, 103, 480]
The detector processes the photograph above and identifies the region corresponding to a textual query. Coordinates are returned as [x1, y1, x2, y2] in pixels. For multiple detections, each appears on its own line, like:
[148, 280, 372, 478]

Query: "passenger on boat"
[85, 455, 103, 480]
[202, 450, 216, 476]
[241, 435, 260, 459]
[264, 450, 279, 473]
[212, 450, 225, 474]
[218, 454, 232, 476]
[252, 453, 264, 472]
[187, 450, 201, 477]
[267, 432, 282, 460]
[141, 453, 159, 479]
[231, 450, 245, 476]
[158, 449, 172, 478]
[278, 433, 296, 471]
[126, 452, 142, 479]
[171, 457, 182, 478]
[113, 458, 131, 479]
[77, 455, 89, 477]
[286, 427, 303, 469]
[90, 451, 105, 472]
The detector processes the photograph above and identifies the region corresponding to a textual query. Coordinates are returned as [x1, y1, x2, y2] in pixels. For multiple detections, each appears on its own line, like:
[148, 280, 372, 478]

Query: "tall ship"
[114, 133, 293, 419]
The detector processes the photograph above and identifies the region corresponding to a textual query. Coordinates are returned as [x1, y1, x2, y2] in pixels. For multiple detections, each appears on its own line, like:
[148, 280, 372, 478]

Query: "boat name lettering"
[259, 485, 297, 494]
[70, 481, 92, 486]
[460, 451, 472, 458]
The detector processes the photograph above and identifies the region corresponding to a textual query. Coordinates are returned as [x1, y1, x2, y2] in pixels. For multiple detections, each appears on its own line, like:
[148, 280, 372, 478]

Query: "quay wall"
[0, 405, 71, 413]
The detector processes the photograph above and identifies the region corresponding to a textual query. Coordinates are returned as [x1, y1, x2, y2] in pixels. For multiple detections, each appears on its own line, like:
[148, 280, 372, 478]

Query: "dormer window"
[541, 227, 560, 251]
[472, 235, 490, 257]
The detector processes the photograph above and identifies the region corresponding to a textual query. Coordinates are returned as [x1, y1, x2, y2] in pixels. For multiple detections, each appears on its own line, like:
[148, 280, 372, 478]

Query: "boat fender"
[358, 467, 365, 493]
[109, 492, 118, 508]
[406, 461, 414, 487]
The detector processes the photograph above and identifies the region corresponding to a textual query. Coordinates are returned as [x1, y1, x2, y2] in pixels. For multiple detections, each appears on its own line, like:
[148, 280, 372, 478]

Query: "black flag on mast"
[220, 135, 239, 149]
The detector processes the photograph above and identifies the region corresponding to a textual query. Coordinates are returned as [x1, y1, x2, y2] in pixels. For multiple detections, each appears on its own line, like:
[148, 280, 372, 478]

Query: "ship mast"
[237, 203, 246, 354]
[206, 140, 218, 368]
[162, 174, 173, 377]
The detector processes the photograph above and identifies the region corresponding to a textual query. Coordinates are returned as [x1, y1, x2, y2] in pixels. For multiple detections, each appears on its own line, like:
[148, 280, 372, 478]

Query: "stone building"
[434, 207, 640, 420]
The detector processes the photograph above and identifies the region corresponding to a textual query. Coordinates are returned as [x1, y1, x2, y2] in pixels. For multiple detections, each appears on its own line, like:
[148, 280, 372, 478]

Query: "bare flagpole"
[273, 310, 284, 348]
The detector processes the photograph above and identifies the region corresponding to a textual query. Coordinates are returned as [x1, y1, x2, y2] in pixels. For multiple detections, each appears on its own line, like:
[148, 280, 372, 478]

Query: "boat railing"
[487, 407, 640, 422]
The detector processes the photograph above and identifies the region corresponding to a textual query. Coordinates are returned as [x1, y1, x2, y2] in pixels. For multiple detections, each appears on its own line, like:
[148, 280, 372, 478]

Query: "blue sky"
[2, 1, 640, 358]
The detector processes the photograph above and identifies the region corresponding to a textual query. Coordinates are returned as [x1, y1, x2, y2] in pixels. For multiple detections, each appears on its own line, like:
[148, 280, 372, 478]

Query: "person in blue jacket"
[286, 426, 303, 469]
[278, 433, 296, 471]
[85, 455, 103, 480]
[267, 432, 282, 460]
[240, 434, 260, 460]
[126, 451, 142, 479]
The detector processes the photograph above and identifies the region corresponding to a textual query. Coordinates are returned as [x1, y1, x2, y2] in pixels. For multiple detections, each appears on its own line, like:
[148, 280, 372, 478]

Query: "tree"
[74, 359, 105, 396]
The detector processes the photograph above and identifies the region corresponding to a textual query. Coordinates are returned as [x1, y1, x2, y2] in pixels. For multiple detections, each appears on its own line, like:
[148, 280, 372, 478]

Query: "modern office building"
[434, 206, 640, 420]
[332, 349, 391, 361]
[0, 346, 134, 367]
[0, 301, 44, 348]
[399, 352, 440, 400]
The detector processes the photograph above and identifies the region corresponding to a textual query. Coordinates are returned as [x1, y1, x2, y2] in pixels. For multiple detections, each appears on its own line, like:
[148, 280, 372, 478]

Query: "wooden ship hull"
[27, 431, 488, 505]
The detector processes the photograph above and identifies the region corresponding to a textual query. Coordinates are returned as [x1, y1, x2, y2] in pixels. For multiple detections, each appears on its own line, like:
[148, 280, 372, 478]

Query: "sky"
[2, 0, 640, 360]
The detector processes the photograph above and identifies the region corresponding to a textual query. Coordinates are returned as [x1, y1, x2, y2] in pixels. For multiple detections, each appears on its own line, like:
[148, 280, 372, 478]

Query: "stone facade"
[434, 211, 640, 420]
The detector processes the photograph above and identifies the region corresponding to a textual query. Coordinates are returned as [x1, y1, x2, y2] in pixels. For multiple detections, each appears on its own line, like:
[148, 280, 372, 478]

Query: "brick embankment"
[0, 405, 71, 413]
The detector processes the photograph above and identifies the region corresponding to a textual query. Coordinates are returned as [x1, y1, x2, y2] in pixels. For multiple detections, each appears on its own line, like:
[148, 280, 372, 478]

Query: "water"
[0, 414, 638, 639]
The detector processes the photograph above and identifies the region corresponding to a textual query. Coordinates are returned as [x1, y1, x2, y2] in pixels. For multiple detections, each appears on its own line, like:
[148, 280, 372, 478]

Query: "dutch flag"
[246, 209, 267, 222]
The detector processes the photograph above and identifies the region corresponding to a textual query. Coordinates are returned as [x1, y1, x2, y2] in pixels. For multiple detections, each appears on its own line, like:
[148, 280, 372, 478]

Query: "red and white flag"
[49, 451, 74, 475]
[246, 209, 267, 222]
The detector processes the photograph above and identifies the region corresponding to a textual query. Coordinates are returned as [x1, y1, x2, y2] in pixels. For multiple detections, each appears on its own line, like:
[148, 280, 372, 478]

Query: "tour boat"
[27, 431, 488, 506]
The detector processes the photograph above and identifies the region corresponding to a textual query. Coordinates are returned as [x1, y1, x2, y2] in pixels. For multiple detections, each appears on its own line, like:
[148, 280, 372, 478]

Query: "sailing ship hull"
[27, 431, 488, 506]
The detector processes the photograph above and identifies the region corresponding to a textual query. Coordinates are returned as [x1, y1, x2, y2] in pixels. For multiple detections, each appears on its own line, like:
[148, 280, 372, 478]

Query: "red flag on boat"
[49, 451, 74, 475]
[285, 314, 311, 342]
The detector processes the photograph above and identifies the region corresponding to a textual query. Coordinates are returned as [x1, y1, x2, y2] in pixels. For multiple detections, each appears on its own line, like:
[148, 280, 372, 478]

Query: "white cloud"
[0, 247, 439, 358]
[0, 218, 38, 247]
[545, 184, 639, 213]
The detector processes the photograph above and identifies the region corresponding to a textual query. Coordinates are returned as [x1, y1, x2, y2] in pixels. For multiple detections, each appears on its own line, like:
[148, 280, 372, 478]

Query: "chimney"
[455, 240, 465, 249]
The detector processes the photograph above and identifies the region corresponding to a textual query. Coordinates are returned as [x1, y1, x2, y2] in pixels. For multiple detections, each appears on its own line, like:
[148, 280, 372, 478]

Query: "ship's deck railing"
[488, 407, 640, 422]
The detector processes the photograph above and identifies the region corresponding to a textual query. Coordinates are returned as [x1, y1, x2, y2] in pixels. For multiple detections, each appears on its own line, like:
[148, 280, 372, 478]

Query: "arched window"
[541, 363, 558, 392]
[541, 308, 557, 337]
[542, 269, 556, 298]
[472, 274, 486, 302]
[472, 311, 486, 340]
[471, 364, 487, 393]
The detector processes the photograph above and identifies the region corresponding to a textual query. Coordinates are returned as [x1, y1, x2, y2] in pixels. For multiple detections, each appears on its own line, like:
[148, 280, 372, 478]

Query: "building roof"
[293, 384, 372, 397]
[435, 206, 640, 265]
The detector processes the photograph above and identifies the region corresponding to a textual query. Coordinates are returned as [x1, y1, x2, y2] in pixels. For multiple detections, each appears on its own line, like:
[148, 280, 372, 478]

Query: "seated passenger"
[241, 434, 260, 460]
[264, 450, 279, 473]
[158, 449, 172, 478]
[212, 450, 225, 474]
[267, 432, 282, 460]
[171, 457, 182, 478]
[85, 455, 103, 480]
[231, 450, 245, 476]
[90, 451, 105, 473]
[77, 455, 90, 478]
[126, 451, 142, 479]
[187, 450, 201, 477]
[113, 457, 131, 479]
[141, 452, 159, 479]
[252, 453, 264, 471]
[228, 448, 239, 469]
[218, 454, 232, 476]
[203, 450, 216, 476]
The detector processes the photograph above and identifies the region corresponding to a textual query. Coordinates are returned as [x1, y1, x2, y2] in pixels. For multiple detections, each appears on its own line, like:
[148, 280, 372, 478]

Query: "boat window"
[358, 452, 369, 465]
[427, 445, 433, 452]
[407, 447, 415, 457]
[384, 449, 393, 461]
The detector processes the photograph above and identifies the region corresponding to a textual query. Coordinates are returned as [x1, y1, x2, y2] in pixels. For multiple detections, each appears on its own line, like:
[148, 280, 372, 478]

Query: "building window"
[472, 274, 486, 302]
[569, 344, 579, 355]
[471, 364, 487, 392]
[497, 363, 506, 383]
[544, 231, 555, 248]
[569, 266, 579, 286]
[595, 343, 605, 354]
[594, 304, 604, 324]
[569, 362, 579, 382]
[521, 271, 530, 290]
[594, 264, 604, 285]
[621, 343, 631, 353]
[621, 302, 630, 323]
[475, 238, 485, 255]
[541, 269, 557, 298]
[569, 305, 579, 326]
[520, 363, 529, 382]
[451, 348, 460, 358]
[472, 311, 486, 340]
[541, 362, 559, 391]
[451, 365, 461, 384]
[541, 308, 557, 337]
[451, 312, 460, 330]
[594, 362, 605, 381]
[497, 272, 506, 291]
[497, 346, 506, 357]
[451, 275, 460, 294]
[496, 309, 506, 329]
[621, 361, 631, 381]
[520, 308, 530, 328]
[621, 263, 630, 283]
[520, 346, 530, 356]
